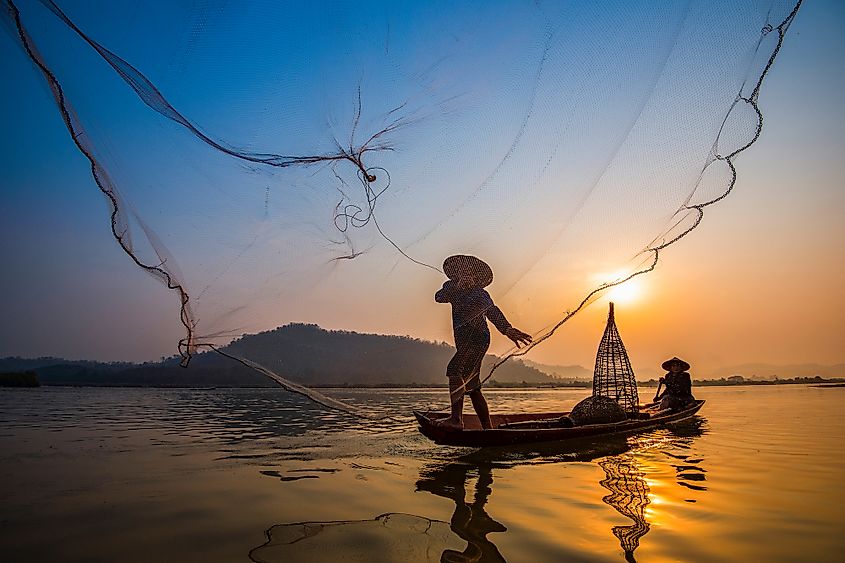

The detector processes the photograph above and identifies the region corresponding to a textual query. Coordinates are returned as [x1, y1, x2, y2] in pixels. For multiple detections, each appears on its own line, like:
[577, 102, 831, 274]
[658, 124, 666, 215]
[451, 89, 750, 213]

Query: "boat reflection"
[416, 417, 707, 562]
[247, 418, 707, 562]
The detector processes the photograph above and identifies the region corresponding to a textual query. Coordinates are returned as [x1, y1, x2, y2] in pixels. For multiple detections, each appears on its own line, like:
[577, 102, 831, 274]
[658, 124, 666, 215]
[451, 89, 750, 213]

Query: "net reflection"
[600, 417, 708, 562]
[599, 454, 651, 562]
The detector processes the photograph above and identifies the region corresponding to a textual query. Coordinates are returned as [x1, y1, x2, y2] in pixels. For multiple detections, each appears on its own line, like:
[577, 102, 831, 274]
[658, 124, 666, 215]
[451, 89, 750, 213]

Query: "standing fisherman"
[435, 255, 532, 430]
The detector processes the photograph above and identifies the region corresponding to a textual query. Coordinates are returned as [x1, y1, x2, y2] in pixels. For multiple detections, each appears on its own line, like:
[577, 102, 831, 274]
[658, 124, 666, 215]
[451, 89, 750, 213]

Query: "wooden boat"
[414, 399, 705, 448]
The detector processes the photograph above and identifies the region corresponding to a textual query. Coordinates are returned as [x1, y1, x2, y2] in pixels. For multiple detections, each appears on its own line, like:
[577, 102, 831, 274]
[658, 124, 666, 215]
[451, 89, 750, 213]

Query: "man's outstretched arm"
[485, 304, 512, 334]
[486, 303, 533, 348]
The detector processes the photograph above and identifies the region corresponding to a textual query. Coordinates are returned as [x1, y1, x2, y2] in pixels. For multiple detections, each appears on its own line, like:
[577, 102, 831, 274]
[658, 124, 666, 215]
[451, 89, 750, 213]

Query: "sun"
[607, 278, 643, 304]
[595, 271, 645, 305]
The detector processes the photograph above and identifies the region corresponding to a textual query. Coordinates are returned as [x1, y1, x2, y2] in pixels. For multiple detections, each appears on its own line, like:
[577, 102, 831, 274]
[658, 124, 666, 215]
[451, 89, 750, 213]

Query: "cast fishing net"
[4, 0, 801, 415]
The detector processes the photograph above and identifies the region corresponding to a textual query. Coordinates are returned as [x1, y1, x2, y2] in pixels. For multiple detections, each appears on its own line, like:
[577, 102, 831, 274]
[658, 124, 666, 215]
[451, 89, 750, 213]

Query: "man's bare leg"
[468, 389, 492, 429]
[439, 375, 465, 429]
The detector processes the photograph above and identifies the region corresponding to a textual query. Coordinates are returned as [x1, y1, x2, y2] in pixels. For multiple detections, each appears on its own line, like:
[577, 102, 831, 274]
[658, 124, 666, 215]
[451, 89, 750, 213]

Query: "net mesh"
[3, 0, 802, 413]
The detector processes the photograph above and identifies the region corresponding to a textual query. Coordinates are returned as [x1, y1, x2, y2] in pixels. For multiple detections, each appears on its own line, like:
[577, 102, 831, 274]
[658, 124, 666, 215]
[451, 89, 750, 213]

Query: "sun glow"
[596, 271, 646, 305]
[607, 279, 643, 304]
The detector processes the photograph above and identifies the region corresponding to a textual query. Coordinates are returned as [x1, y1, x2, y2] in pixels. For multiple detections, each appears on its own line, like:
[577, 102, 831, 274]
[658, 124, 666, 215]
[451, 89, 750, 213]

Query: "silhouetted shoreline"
[3, 325, 842, 389]
[0, 371, 39, 387]
[8, 377, 843, 390]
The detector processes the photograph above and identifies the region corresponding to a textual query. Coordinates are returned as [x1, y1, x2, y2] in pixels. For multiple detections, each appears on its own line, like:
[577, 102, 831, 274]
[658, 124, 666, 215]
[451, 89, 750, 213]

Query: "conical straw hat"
[443, 255, 493, 288]
[661, 357, 690, 371]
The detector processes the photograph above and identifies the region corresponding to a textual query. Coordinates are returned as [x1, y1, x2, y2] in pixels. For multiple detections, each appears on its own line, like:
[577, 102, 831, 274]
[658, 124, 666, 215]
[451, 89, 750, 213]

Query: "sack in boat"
[570, 396, 627, 426]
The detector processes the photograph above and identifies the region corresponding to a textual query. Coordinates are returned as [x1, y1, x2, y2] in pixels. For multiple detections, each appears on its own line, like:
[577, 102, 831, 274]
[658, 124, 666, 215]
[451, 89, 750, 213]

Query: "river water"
[0, 385, 843, 562]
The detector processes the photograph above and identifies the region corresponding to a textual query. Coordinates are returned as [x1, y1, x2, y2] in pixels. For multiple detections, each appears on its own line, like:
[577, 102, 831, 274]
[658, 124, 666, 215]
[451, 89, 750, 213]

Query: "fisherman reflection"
[660, 417, 709, 493]
[416, 462, 507, 562]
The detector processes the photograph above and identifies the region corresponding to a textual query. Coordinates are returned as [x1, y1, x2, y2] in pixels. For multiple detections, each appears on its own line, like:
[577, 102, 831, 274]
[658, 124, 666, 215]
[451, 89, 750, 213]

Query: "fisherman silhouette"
[435, 255, 532, 430]
[654, 357, 695, 411]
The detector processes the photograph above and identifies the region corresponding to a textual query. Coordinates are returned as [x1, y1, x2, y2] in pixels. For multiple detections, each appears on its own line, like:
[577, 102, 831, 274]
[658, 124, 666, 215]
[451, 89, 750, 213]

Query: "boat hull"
[414, 400, 705, 448]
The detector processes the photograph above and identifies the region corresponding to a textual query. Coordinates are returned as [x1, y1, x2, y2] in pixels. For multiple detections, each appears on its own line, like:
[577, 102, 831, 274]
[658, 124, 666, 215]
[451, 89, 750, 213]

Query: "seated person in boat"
[435, 255, 532, 430]
[654, 357, 695, 411]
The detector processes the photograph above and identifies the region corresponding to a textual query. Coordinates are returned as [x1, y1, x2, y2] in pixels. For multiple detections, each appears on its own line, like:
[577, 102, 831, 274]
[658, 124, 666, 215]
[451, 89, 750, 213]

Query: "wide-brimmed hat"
[443, 255, 493, 288]
[662, 357, 690, 371]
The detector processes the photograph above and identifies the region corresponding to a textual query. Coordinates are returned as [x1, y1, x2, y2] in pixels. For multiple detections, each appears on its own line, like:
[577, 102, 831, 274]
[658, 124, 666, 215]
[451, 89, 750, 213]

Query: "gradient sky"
[1, 0, 842, 374]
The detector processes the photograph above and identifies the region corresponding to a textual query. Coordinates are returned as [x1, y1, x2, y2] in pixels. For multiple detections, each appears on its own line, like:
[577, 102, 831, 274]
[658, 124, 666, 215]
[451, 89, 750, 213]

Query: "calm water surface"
[1, 385, 843, 562]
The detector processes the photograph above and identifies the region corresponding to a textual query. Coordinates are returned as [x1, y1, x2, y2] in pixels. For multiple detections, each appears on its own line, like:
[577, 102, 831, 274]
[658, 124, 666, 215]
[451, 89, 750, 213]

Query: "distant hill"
[0, 357, 133, 373]
[521, 360, 591, 382]
[522, 359, 668, 382]
[707, 363, 845, 379]
[0, 355, 262, 387]
[0, 324, 555, 387]
[219, 323, 555, 385]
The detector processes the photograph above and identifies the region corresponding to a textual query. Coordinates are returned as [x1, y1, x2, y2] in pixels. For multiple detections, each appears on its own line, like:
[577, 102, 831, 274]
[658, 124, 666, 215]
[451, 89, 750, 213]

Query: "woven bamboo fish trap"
[592, 302, 639, 413]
